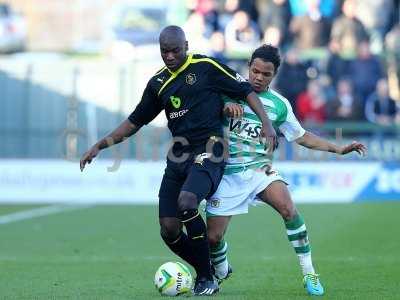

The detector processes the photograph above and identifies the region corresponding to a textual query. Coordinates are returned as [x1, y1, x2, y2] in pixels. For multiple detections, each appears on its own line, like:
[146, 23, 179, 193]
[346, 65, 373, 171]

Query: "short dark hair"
[249, 44, 281, 73]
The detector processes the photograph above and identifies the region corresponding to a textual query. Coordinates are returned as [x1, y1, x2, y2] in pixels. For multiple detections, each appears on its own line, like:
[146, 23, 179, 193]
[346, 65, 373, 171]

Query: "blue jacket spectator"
[289, 0, 338, 18]
[349, 41, 383, 104]
[365, 78, 399, 125]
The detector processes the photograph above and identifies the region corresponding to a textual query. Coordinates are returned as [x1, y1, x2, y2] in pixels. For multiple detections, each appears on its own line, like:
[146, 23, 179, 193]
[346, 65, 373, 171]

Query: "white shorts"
[206, 168, 287, 216]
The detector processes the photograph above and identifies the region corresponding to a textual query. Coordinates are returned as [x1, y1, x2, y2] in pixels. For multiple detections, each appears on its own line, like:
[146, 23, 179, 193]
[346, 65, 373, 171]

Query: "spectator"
[355, 0, 394, 53]
[219, 0, 239, 29]
[288, 0, 337, 18]
[318, 74, 337, 103]
[385, 24, 400, 102]
[224, 10, 261, 55]
[183, 12, 211, 54]
[327, 78, 363, 121]
[326, 41, 352, 86]
[221, 0, 259, 29]
[220, 0, 260, 31]
[193, 0, 220, 32]
[348, 41, 383, 104]
[296, 80, 327, 124]
[224, 0, 239, 12]
[209, 31, 228, 64]
[330, 0, 369, 58]
[289, 0, 331, 50]
[237, 0, 259, 24]
[275, 48, 309, 110]
[365, 78, 399, 125]
[318, 0, 340, 20]
[258, 0, 292, 47]
[263, 26, 283, 47]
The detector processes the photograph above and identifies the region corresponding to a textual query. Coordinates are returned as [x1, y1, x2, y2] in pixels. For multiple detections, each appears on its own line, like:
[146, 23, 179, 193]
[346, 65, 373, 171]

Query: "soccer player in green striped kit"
[206, 44, 367, 296]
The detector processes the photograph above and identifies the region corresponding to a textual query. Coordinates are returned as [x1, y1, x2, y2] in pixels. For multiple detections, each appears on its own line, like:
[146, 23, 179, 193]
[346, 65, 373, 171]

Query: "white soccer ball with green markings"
[154, 262, 193, 296]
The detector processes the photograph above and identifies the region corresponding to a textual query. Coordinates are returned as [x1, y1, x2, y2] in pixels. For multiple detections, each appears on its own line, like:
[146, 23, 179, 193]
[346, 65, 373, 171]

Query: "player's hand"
[80, 145, 100, 171]
[260, 122, 279, 153]
[339, 141, 367, 156]
[223, 103, 243, 118]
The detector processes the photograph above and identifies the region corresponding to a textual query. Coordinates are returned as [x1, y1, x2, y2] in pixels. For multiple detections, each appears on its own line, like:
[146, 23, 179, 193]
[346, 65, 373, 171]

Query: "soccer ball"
[154, 262, 193, 296]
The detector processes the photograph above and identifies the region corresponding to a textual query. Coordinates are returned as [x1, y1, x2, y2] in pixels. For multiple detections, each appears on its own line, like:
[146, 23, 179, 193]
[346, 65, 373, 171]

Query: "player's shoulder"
[191, 53, 212, 61]
[149, 66, 169, 81]
[266, 89, 294, 111]
[191, 54, 225, 67]
[191, 54, 218, 69]
[192, 53, 207, 59]
[146, 66, 171, 91]
[191, 54, 243, 82]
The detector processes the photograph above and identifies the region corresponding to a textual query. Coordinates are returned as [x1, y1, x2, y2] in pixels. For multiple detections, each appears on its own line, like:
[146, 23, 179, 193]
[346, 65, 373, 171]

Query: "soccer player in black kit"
[80, 25, 277, 295]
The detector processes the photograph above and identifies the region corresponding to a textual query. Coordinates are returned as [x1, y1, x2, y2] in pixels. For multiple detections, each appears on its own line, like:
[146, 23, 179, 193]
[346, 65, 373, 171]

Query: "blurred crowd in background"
[182, 0, 400, 127]
[1, 0, 399, 128]
[0, 0, 399, 161]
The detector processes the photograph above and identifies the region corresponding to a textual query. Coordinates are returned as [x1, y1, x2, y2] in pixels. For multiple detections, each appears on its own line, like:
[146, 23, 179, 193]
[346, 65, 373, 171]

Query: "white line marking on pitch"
[0, 255, 172, 262]
[0, 204, 93, 225]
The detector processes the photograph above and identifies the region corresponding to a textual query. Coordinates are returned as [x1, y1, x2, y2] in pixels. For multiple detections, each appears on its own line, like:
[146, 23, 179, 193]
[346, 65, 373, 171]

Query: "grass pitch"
[0, 203, 399, 300]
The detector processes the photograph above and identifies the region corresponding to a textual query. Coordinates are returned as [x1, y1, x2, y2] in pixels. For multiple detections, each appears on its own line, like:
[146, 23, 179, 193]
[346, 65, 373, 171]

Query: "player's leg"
[177, 189, 212, 282]
[158, 167, 198, 269]
[205, 169, 260, 283]
[178, 155, 225, 295]
[257, 181, 314, 273]
[177, 190, 219, 296]
[159, 217, 198, 267]
[257, 180, 324, 296]
[207, 215, 232, 281]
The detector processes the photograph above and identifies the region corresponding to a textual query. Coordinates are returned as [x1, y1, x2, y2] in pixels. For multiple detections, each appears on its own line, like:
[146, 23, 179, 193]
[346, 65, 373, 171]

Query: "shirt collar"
[166, 53, 193, 75]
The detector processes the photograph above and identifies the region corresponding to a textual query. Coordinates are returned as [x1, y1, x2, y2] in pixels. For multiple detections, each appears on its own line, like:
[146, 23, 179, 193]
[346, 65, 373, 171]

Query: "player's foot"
[192, 277, 219, 296]
[212, 264, 233, 284]
[303, 273, 324, 296]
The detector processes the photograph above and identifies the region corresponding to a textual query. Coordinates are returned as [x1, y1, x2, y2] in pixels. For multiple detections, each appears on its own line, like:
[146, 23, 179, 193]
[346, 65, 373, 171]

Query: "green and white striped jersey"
[223, 88, 305, 174]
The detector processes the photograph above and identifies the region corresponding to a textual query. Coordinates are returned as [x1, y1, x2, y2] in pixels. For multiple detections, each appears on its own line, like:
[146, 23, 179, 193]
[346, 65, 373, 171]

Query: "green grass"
[0, 203, 399, 299]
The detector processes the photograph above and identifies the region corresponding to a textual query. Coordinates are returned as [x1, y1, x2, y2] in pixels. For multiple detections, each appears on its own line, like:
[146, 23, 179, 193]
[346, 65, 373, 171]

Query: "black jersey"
[128, 54, 253, 146]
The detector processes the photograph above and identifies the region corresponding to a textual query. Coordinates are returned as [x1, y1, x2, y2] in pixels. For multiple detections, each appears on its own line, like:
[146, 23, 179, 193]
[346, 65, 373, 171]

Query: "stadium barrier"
[0, 160, 398, 204]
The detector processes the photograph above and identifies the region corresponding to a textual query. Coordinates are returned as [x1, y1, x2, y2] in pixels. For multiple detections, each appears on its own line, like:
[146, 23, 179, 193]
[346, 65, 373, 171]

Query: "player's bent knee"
[207, 230, 224, 247]
[280, 208, 291, 221]
[159, 219, 181, 241]
[160, 227, 180, 242]
[177, 191, 198, 212]
[281, 206, 298, 221]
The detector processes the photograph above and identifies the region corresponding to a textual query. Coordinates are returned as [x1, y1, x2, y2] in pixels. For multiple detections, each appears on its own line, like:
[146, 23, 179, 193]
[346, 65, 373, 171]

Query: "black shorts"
[158, 152, 226, 218]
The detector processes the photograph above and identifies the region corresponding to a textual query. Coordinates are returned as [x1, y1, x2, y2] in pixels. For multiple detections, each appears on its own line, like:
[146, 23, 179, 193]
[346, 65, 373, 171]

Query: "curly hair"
[249, 44, 281, 73]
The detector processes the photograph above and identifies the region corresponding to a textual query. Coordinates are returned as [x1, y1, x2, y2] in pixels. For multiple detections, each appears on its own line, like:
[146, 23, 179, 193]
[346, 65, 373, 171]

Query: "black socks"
[179, 209, 212, 280]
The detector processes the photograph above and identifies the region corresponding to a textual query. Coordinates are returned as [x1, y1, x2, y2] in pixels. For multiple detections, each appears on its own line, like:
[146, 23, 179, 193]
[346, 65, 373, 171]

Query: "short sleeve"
[208, 59, 253, 99]
[128, 81, 163, 127]
[279, 103, 305, 142]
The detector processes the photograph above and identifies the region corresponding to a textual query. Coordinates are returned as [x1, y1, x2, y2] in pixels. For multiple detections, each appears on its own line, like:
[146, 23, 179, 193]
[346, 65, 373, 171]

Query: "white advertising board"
[0, 160, 398, 203]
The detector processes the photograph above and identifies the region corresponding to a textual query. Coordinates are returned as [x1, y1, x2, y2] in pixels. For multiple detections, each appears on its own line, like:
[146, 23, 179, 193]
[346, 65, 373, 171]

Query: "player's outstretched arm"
[295, 131, 367, 156]
[245, 92, 278, 151]
[80, 119, 140, 171]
